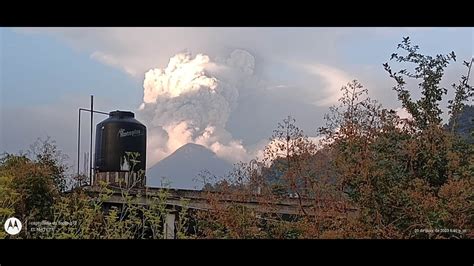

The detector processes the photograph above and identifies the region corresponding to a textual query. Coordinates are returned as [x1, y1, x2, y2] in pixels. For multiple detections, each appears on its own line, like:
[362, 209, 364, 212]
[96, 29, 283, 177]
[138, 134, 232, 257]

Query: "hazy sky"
[1, 27, 472, 171]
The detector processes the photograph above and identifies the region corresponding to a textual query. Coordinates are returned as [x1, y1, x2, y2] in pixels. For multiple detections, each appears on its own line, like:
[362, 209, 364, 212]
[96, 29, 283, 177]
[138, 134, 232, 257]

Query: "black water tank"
[94, 111, 147, 173]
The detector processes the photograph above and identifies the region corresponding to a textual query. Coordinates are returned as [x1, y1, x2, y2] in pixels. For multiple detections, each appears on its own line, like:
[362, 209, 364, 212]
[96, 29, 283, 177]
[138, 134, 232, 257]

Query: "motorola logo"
[4, 217, 22, 235]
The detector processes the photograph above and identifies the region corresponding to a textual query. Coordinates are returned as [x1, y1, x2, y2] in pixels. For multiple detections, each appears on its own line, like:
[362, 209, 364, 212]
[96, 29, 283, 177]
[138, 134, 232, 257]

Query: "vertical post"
[90, 95, 93, 186]
[77, 109, 81, 178]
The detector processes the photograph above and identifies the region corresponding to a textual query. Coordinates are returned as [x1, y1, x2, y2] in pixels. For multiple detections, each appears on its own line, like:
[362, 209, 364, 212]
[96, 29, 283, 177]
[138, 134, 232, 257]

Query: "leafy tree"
[383, 37, 457, 130]
[28, 137, 69, 192]
[0, 174, 19, 238]
[0, 153, 59, 238]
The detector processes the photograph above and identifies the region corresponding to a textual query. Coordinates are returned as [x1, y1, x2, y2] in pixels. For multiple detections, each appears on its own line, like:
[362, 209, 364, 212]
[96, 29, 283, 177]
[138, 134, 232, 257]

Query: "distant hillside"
[146, 143, 233, 190]
[447, 105, 474, 143]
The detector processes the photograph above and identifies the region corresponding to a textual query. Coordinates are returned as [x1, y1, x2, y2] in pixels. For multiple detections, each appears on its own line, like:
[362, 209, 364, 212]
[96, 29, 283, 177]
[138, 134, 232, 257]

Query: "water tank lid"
[109, 110, 134, 118]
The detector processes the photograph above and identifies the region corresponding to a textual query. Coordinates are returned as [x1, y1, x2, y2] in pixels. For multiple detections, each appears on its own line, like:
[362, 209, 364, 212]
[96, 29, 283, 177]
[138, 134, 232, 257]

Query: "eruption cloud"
[140, 50, 257, 167]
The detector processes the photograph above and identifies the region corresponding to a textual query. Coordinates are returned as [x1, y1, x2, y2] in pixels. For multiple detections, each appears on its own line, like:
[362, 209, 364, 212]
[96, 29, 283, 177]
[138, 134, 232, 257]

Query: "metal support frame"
[77, 95, 108, 186]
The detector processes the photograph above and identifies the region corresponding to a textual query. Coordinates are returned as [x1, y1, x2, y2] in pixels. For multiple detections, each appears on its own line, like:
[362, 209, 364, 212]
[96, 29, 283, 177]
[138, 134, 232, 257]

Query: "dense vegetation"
[1, 37, 472, 239]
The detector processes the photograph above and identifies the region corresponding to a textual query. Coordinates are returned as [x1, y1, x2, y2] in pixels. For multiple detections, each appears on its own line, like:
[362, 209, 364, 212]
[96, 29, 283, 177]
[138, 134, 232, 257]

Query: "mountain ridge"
[146, 143, 233, 190]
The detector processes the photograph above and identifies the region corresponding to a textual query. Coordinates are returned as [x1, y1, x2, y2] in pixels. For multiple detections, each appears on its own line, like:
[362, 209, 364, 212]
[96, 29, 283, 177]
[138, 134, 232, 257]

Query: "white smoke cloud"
[91, 51, 138, 77]
[194, 125, 250, 163]
[140, 50, 257, 167]
[394, 107, 413, 121]
[143, 53, 219, 103]
[303, 63, 354, 106]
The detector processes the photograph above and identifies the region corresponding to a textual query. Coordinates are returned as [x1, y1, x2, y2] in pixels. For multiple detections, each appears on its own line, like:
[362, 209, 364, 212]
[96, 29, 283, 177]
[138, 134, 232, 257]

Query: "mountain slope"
[146, 143, 233, 190]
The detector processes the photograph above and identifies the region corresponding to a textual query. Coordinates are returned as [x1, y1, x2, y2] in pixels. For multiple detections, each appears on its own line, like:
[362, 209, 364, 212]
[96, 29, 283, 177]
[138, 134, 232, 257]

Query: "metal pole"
[90, 95, 93, 186]
[76, 105, 108, 187]
[77, 109, 81, 179]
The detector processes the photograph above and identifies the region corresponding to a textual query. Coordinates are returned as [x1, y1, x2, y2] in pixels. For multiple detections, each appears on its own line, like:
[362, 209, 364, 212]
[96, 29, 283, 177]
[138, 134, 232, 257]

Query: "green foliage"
[0, 175, 19, 239]
[29, 137, 69, 192]
[311, 37, 473, 238]
[0, 152, 59, 233]
[383, 36, 457, 130]
[0, 138, 193, 239]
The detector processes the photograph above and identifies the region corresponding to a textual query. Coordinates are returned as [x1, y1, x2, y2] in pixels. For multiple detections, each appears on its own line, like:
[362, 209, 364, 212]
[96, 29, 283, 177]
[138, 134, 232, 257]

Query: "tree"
[264, 116, 319, 197]
[0, 174, 19, 238]
[28, 137, 69, 192]
[383, 37, 457, 130]
[0, 153, 59, 238]
[312, 38, 473, 238]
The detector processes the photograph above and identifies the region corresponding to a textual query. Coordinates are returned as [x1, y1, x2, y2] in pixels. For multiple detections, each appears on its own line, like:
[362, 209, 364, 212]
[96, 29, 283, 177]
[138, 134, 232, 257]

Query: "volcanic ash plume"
[140, 50, 256, 167]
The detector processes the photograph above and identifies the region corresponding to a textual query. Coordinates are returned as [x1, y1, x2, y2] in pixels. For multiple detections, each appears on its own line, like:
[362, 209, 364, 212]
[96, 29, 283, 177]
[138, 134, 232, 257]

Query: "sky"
[0, 27, 472, 173]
